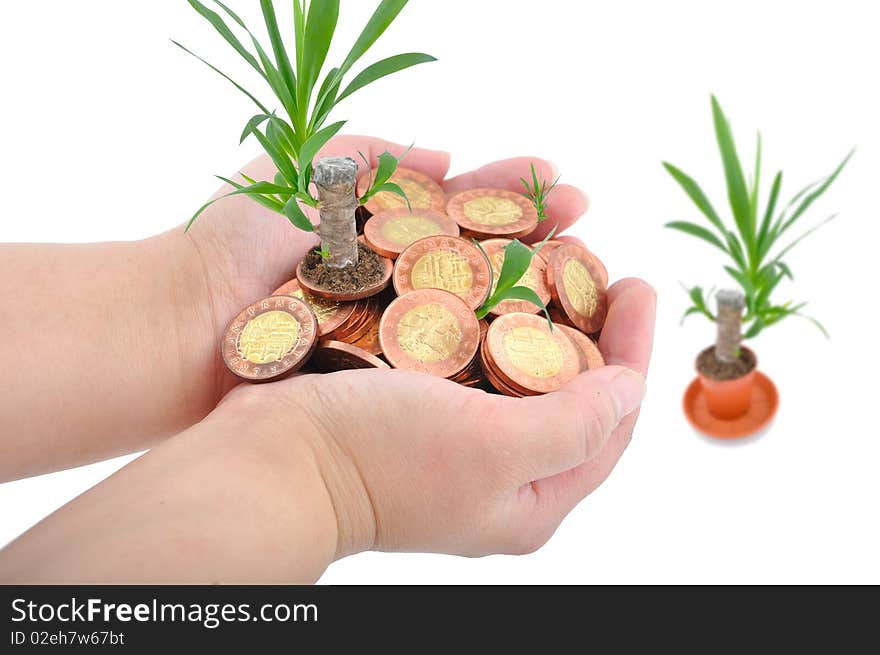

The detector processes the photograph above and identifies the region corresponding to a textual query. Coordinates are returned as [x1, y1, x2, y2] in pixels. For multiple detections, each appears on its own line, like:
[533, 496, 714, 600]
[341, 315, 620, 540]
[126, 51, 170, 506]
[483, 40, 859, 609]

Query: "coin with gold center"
[547, 244, 608, 334]
[222, 296, 318, 382]
[446, 188, 538, 239]
[364, 208, 459, 259]
[484, 312, 580, 395]
[359, 167, 446, 215]
[393, 236, 492, 311]
[273, 278, 356, 337]
[479, 239, 551, 316]
[379, 288, 480, 378]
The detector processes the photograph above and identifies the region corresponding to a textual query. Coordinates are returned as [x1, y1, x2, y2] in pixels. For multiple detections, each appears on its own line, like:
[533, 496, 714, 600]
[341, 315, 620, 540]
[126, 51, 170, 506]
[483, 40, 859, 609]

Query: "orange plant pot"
[697, 347, 757, 420]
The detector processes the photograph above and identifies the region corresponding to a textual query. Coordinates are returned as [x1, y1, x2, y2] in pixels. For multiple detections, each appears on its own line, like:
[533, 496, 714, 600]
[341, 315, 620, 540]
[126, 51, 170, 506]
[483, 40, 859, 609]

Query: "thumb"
[505, 366, 647, 482]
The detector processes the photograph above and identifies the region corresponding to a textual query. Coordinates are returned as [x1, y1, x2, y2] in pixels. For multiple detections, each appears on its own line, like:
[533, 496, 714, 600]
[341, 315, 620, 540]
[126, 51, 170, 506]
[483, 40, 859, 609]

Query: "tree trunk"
[715, 289, 745, 362]
[313, 157, 359, 269]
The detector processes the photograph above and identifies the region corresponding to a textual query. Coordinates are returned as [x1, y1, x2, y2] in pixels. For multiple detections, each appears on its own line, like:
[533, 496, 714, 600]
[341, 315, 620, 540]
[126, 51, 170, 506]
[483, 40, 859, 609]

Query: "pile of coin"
[221, 167, 610, 396]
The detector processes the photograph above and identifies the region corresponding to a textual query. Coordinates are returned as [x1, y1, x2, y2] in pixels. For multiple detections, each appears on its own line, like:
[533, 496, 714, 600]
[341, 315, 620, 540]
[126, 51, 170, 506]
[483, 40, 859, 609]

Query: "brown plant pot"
[696, 346, 757, 420]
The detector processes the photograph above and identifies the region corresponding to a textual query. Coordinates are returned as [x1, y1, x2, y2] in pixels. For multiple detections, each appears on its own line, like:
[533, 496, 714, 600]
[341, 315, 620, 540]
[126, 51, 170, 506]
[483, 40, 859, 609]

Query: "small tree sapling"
[177, 0, 435, 270]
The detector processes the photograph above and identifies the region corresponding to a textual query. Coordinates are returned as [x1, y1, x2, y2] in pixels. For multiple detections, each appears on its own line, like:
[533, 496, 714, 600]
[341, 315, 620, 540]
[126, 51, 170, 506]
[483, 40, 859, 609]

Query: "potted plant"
[177, 0, 437, 299]
[664, 96, 852, 437]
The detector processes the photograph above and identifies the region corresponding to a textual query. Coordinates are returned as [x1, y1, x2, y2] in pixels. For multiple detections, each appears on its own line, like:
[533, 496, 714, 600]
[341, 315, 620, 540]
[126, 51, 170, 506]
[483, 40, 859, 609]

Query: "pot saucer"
[683, 371, 779, 440]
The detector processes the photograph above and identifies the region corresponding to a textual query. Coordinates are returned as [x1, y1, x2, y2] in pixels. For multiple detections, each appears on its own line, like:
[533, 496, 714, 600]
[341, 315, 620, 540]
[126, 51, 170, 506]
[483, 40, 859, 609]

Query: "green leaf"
[665, 221, 729, 254]
[259, 0, 297, 94]
[296, 120, 347, 187]
[683, 285, 715, 322]
[795, 312, 830, 339]
[662, 162, 726, 234]
[171, 41, 269, 114]
[186, 0, 265, 78]
[779, 149, 854, 235]
[339, 0, 410, 77]
[773, 213, 838, 262]
[750, 131, 762, 229]
[480, 286, 551, 326]
[744, 316, 765, 339]
[337, 52, 436, 102]
[680, 306, 705, 325]
[310, 67, 341, 131]
[368, 182, 411, 211]
[211, 1, 298, 121]
[724, 231, 747, 270]
[300, 0, 340, 110]
[250, 126, 298, 183]
[711, 95, 754, 257]
[283, 197, 315, 232]
[185, 177, 288, 231]
[495, 240, 535, 297]
[240, 113, 271, 144]
[756, 171, 782, 259]
[374, 150, 399, 186]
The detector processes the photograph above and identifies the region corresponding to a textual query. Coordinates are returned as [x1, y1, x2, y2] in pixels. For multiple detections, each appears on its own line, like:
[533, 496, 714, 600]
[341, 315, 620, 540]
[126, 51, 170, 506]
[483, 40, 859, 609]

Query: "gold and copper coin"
[296, 252, 394, 302]
[222, 296, 318, 383]
[555, 324, 605, 372]
[485, 312, 580, 395]
[480, 239, 551, 316]
[547, 243, 608, 334]
[379, 288, 480, 378]
[479, 337, 526, 397]
[312, 340, 390, 372]
[393, 235, 492, 311]
[363, 208, 460, 259]
[359, 167, 446, 216]
[446, 188, 538, 240]
[349, 315, 383, 356]
[534, 240, 564, 264]
[548, 304, 575, 328]
[333, 298, 380, 343]
[537, 241, 609, 289]
[273, 278, 356, 337]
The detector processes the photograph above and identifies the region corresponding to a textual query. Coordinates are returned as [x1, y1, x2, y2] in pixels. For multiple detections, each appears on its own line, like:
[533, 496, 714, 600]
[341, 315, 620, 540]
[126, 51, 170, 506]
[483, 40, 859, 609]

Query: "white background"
[1, 1, 877, 584]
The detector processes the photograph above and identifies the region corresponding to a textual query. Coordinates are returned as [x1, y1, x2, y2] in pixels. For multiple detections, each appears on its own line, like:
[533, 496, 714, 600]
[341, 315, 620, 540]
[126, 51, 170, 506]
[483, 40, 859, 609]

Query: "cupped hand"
[181, 136, 588, 396]
[225, 276, 655, 559]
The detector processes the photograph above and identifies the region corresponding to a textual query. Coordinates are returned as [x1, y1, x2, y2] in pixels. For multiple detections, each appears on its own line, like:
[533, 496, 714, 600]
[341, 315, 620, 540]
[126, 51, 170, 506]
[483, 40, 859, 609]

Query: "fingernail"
[608, 369, 647, 417]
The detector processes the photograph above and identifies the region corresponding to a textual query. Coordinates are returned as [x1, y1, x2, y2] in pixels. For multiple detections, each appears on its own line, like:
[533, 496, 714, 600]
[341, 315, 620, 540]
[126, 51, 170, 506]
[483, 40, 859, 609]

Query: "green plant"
[176, 0, 435, 234]
[521, 163, 559, 223]
[664, 95, 853, 339]
[474, 230, 555, 325]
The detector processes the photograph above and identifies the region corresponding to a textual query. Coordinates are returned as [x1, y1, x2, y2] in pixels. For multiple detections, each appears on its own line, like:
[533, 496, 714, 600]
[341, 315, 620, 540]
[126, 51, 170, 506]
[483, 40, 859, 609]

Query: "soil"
[299, 242, 385, 294]
[697, 346, 756, 381]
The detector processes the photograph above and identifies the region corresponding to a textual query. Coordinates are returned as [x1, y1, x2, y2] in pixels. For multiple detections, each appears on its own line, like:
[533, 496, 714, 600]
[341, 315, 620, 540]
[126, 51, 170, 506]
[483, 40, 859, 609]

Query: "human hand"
[179, 135, 588, 398]
[224, 275, 655, 559]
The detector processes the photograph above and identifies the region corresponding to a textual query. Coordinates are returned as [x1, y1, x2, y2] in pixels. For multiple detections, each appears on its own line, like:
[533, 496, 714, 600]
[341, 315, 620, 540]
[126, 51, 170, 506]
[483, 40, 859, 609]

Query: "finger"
[528, 280, 656, 510]
[320, 134, 451, 182]
[600, 279, 658, 374]
[490, 365, 646, 483]
[525, 184, 590, 244]
[443, 157, 557, 194]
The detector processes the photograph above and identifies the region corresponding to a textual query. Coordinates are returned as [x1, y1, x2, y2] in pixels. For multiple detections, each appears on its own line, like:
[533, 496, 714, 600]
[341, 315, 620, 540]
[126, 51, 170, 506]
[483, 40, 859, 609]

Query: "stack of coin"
[273, 279, 357, 337]
[358, 167, 446, 216]
[312, 340, 390, 372]
[479, 238, 551, 316]
[480, 313, 581, 397]
[393, 235, 492, 311]
[447, 319, 489, 387]
[363, 208, 459, 259]
[379, 288, 480, 379]
[446, 188, 538, 240]
[223, 185, 614, 391]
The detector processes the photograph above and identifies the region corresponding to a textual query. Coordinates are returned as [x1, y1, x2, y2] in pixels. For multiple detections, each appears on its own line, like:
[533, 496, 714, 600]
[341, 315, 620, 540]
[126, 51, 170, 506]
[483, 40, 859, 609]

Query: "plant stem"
[313, 157, 360, 269]
[715, 289, 744, 362]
